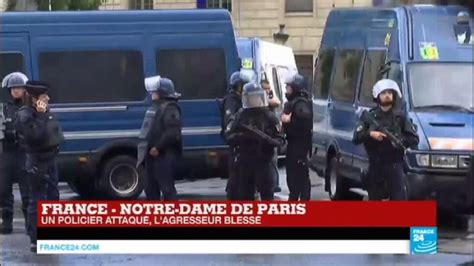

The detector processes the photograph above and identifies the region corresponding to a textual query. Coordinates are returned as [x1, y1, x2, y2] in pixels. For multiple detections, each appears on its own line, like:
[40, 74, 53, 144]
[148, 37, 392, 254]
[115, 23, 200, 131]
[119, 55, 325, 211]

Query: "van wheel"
[100, 155, 145, 199]
[67, 178, 98, 198]
[326, 157, 362, 200]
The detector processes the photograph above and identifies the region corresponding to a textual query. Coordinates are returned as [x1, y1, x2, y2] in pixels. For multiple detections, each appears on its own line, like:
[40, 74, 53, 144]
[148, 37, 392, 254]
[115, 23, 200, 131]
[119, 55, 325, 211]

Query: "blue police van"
[310, 5, 473, 211]
[0, 10, 240, 199]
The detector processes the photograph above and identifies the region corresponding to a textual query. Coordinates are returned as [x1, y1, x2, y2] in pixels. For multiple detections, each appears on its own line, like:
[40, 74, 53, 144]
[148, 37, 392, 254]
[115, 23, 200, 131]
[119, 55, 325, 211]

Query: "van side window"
[156, 49, 227, 100]
[0, 53, 24, 80]
[330, 49, 364, 103]
[0, 53, 25, 100]
[359, 50, 386, 107]
[276, 66, 290, 102]
[39, 51, 145, 104]
[271, 67, 283, 102]
[312, 49, 335, 99]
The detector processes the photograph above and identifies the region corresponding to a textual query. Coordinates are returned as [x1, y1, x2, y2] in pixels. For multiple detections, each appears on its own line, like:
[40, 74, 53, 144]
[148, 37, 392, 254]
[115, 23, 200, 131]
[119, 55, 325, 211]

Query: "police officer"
[138, 76, 182, 201]
[0, 72, 30, 234]
[16, 81, 64, 252]
[281, 74, 313, 201]
[261, 79, 282, 193]
[352, 79, 419, 201]
[222, 71, 251, 199]
[225, 83, 285, 200]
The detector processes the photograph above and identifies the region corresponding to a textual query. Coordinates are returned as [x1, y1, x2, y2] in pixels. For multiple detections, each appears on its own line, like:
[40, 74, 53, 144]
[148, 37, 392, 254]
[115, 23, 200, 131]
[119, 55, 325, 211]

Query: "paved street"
[1, 168, 473, 265]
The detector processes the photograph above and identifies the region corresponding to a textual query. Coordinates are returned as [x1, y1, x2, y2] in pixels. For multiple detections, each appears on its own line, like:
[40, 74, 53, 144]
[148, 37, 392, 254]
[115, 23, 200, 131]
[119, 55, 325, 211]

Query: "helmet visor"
[242, 91, 268, 109]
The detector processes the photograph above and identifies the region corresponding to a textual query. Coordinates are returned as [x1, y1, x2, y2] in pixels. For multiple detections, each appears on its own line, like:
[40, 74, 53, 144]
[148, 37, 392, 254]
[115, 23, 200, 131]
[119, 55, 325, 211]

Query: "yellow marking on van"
[242, 58, 253, 69]
[419, 42, 439, 60]
[388, 19, 395, 28]
[384, 33, 391, 46]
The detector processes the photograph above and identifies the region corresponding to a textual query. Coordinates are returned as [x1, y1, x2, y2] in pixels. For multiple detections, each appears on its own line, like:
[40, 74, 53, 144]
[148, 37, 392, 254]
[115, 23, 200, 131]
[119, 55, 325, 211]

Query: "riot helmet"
[144, 75, 181, 99]
[372, 79, 402, 107]
[242, 83, 268, 109]
[285, 74, 308, 100]
[229, 70, 256, 93]
[2, 72, 28, 90]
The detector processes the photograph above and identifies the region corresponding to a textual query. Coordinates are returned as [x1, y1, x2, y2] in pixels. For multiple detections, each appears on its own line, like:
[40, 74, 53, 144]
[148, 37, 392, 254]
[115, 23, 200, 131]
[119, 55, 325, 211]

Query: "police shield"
[136, 108, 157, 167]
[136, 141, 148, 168]
[0, 103, 5, 154]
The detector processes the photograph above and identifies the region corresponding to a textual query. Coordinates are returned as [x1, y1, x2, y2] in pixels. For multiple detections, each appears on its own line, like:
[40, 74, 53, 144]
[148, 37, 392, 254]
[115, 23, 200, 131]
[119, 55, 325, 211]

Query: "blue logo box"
[410, 227, 438, 254]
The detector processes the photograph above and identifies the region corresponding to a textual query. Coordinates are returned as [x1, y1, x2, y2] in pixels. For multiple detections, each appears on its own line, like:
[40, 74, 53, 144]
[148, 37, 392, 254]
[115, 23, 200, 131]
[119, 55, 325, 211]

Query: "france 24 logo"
[410, 227, 437, 254]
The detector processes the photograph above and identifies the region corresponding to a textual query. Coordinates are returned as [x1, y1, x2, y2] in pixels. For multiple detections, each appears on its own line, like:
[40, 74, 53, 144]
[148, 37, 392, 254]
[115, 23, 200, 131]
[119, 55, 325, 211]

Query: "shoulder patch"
[356, 125, 364, 132]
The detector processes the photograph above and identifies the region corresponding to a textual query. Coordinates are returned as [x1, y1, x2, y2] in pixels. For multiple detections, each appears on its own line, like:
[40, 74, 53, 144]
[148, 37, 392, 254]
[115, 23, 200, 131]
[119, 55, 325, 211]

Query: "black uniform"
[138, 99, 182, 201]
[283, 96, 313, 201]
[226, 108, 285, 200]
[352, 106, 419, 200]
[0, 99, 29, 233]
[221, 90, 242, 200]
[17, 104, 63, 245]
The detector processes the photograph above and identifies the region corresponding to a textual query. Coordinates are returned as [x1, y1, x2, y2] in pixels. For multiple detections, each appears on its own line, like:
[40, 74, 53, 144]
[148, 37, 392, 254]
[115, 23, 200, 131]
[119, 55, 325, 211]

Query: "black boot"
[0, 221, 13, 234]
[30, 243, 37, 253]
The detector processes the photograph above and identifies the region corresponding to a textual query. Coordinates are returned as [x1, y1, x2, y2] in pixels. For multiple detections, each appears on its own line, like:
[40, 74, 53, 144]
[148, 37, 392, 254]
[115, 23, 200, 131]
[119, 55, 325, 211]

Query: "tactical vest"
[36, 111, 64, 151]
[283, 96, 313, 137]
[364, 107, 405, 163]
[137, 101, 180, 166]
[3, 101, 21, 149]
[219, 91, 241, 137]
[235, 108, 277, 160]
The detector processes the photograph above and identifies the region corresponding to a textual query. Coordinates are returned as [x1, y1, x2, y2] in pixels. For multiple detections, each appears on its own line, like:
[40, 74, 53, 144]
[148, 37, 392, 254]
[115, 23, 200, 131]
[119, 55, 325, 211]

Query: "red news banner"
[38, 201, 436, 228]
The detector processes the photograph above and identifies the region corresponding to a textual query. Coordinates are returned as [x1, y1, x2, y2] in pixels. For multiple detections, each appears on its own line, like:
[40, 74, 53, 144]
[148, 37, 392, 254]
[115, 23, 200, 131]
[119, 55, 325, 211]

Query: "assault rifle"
[0, 103, 5, 153]
[361, 110, 407, 151]
[240, 124, 283, 147]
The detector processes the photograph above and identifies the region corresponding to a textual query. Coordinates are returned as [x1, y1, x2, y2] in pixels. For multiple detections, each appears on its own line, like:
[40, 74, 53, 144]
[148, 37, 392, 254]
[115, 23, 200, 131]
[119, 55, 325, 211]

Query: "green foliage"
[35, 0, 100, 11]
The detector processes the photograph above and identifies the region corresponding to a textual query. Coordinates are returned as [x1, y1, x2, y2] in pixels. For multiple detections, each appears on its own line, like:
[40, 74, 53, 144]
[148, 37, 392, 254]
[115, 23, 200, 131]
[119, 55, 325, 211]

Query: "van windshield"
[237, 39, 253, 59]
[409, 63, 474, 112]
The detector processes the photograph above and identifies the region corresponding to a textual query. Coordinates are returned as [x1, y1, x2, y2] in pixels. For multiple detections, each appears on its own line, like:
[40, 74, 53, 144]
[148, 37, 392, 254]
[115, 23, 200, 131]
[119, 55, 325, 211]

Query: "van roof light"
[457, 11, 470, 25]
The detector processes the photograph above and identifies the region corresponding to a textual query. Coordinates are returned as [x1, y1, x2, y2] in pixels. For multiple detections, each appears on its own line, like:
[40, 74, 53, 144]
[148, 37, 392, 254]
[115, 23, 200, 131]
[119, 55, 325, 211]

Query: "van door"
[353, 49, 387, 175]
[311, 48, 336, 171]
[276, 65, 295, 106]
[271, 66, 284, 113]
[0, 33, 31, 100]
[327, 49, 364, 179]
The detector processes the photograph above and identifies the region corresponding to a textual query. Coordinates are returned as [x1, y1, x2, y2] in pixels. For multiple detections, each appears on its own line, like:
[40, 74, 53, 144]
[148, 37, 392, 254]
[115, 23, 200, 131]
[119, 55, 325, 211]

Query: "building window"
[130, 0, 153, 10]
[39, 50, 146, 104]
[285, 0, 313, 13]
[197, 0, 232, 12]
[330, 49, 364, 103]
[156, 49, 227, 100]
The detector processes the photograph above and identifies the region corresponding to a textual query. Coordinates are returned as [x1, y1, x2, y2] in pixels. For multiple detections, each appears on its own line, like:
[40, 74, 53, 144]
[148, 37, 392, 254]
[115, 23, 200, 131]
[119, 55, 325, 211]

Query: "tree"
[35, 0, 100, 11]
[6, 0, 37, 11]
[6, 0, 18, 11]
[5, 0, 101, 11]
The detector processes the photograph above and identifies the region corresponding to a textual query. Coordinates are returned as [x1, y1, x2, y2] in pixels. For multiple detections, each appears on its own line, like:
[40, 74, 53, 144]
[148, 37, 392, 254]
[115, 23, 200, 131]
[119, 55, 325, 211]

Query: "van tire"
[99, 155, 145, 199]
[326, 157, 363, 200]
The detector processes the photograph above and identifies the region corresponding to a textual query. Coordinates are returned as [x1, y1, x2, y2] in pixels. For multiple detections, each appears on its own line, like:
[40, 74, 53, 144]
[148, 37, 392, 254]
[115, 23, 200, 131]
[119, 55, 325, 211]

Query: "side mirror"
[237, 57, 242, 69]
[378, 60, 401, 76]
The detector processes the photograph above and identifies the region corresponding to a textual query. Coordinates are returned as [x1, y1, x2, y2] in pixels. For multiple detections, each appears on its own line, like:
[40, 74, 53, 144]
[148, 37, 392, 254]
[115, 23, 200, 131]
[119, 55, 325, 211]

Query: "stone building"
[99, 0, 375, 84]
